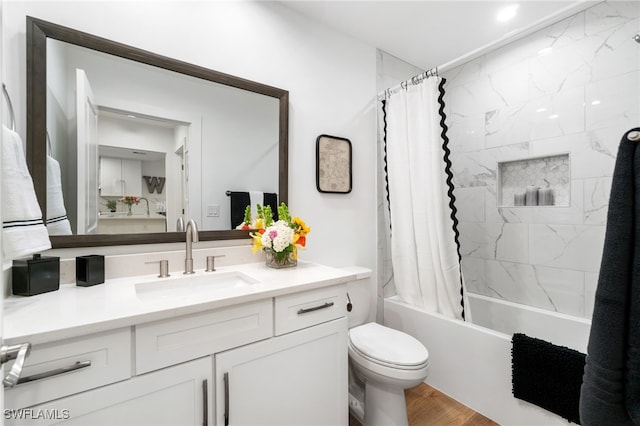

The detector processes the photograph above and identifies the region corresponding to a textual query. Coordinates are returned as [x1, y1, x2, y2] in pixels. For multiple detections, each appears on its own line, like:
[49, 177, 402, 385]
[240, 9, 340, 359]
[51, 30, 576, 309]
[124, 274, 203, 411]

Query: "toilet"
[345, 267, 429, 426]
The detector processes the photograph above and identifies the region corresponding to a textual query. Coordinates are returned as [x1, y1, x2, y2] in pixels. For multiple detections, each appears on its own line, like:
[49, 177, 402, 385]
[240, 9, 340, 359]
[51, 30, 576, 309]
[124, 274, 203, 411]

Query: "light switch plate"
[207, 204, 220, 217]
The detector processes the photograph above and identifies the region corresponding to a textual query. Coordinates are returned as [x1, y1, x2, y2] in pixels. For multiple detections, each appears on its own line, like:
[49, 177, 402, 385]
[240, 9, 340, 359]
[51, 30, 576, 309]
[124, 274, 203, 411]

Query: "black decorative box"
[12, 254, 60, 296]
[76, 255, 105, 287]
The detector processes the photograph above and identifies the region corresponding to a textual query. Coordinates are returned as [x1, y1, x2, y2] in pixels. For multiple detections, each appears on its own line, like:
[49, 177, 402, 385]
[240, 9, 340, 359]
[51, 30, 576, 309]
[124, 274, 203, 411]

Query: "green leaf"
[243, 205, 252, 225]
[263, 205, 274, 227]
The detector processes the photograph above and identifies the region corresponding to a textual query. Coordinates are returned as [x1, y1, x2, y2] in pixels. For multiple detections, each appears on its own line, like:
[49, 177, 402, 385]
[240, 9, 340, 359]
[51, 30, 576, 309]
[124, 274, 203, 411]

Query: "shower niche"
[497, 153, 570, 207]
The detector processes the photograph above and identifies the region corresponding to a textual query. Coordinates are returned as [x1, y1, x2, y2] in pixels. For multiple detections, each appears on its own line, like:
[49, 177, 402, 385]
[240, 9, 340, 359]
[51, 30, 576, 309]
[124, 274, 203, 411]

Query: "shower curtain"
[383, 77, 464, 320]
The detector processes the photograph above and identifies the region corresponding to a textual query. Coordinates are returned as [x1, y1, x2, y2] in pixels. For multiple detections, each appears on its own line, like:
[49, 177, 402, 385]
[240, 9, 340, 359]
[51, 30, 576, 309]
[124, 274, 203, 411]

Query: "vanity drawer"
[135, 299, 273, 374]
[5, 327, 131, 409]
[275, 284, 347, 335]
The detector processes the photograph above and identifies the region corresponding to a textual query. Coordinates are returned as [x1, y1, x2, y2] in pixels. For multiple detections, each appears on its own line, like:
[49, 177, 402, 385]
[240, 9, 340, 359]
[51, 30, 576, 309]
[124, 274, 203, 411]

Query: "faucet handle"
[205, 255, 226, 272]
[145, 260, 170, 278]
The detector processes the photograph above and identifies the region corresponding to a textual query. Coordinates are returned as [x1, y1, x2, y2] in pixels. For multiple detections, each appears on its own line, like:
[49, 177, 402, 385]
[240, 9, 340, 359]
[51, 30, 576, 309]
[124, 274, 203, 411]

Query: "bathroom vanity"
[97, 214, 168, 234]
[3, 261, 353, 425]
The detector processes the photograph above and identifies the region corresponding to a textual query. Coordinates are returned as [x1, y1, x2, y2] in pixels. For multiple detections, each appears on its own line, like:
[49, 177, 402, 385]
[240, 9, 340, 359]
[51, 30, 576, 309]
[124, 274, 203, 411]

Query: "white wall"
[3, 1, 378, 271]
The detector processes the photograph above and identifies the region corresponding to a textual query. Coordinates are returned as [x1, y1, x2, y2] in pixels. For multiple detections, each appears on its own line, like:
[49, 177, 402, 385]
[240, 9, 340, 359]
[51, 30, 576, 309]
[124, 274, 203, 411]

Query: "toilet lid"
[349, 323, 428, 367]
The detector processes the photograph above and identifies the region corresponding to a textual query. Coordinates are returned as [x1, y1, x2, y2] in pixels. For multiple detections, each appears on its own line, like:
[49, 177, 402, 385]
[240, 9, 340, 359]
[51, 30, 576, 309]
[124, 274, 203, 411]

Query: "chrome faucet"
[184, 219, 199, 274]
[139, 197, 150, 217]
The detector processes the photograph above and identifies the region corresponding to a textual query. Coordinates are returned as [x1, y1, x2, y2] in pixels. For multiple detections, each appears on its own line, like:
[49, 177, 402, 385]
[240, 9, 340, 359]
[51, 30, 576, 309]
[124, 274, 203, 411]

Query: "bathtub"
[384, 294, 591, 425]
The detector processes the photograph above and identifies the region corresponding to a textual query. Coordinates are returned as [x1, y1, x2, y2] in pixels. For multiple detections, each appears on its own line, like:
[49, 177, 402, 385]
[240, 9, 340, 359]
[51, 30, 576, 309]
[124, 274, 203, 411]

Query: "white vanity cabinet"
[215, 285, 348, 426]
[8, 357, 212, 426]
[4, 328, 132, 411]
[4, 281, 349, 426]
[99, 156, 142, 197]
[215, 318, 347, 426]
[135, 299, 273, 374]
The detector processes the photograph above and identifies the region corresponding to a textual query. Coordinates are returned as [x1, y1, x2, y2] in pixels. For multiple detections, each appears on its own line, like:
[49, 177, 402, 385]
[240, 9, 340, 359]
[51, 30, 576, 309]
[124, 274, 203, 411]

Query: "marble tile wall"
[443, 1, 640, 319]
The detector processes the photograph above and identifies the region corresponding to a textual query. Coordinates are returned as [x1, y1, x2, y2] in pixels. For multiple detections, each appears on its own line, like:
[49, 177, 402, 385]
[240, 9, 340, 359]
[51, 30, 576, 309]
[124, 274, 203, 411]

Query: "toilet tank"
[341, 266, 374, 328]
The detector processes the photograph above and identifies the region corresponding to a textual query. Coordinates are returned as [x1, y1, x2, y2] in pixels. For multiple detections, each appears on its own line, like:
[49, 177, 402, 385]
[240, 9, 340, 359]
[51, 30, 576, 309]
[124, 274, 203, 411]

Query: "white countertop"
[4, 261, 357, 345]
[98, 214, 166, 220]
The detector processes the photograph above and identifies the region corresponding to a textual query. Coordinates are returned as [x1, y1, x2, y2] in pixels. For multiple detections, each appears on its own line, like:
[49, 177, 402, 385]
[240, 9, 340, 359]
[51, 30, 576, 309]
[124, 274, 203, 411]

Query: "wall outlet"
[207, 204, 220, 217]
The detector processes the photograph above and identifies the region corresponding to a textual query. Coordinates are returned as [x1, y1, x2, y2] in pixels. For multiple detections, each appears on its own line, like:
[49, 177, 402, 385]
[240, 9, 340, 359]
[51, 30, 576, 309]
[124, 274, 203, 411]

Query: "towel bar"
[46, 131, 53, 157]
[628, 131, 640, 142]
[2, 83, 16, 131]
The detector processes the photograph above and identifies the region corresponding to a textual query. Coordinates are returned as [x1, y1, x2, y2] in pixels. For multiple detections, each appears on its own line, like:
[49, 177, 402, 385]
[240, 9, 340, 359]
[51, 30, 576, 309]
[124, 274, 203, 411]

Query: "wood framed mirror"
[26, 16, 288, 248]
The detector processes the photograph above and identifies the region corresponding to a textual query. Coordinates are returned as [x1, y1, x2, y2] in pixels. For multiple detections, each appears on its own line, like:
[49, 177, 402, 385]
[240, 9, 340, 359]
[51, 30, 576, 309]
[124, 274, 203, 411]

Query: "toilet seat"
[349, 322, 429, 370]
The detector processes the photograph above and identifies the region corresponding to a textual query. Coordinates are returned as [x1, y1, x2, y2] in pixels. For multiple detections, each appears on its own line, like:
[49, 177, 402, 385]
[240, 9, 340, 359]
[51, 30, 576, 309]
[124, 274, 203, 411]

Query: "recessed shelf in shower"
[497, 153, 570, 207]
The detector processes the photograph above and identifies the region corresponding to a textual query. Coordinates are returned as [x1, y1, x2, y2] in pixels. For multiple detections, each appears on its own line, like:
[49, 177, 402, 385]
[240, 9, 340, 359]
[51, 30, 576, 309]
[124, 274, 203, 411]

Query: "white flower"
[261, 220, 294, 253]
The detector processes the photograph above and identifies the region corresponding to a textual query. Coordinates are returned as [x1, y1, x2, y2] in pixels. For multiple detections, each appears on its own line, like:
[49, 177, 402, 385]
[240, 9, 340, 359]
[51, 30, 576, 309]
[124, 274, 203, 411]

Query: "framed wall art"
[316, 134, 352, 194]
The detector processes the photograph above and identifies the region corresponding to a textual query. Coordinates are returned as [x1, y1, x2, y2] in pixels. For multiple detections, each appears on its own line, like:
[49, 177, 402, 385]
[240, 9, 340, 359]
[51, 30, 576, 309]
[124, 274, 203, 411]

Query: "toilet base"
[364, 380, 409, 426]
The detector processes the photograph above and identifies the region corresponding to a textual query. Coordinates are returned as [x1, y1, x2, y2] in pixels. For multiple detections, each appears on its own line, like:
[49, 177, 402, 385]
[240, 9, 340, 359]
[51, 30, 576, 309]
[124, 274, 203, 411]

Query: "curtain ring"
[401, 81, 407, 90]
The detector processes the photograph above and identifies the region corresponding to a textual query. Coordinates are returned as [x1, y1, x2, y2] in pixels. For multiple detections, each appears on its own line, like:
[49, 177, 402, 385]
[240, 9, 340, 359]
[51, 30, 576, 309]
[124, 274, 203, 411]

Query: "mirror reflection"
[46, 38, 280, 236]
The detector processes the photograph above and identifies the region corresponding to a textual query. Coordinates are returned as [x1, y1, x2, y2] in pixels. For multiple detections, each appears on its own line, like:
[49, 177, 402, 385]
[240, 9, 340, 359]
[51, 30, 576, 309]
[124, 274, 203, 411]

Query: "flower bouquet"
[245, 203, 310, 268]
[119, 195, 140, 216]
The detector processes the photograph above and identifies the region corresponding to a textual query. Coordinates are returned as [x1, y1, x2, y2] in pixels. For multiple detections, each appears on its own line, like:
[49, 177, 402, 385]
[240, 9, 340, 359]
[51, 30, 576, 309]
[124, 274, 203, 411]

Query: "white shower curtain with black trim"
[384, 77, 464, 320]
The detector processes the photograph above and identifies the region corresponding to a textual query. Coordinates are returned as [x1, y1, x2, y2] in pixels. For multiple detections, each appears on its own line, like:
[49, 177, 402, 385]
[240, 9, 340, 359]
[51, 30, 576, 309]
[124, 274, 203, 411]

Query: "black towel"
[626, 129, 640, 422]
[263, 192, 278, 217]
[511, 333, 585, 424]
[229, 191, 250, 229]
[580, 128, 640, 426]
[229, 191, 279, 229]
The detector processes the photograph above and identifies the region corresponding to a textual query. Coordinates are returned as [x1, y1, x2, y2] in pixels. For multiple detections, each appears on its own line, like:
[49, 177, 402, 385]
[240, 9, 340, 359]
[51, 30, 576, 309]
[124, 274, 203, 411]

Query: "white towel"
[46, 156, 72, 235]
[2, 125, 51, 259]
[249, 190, 264, 218]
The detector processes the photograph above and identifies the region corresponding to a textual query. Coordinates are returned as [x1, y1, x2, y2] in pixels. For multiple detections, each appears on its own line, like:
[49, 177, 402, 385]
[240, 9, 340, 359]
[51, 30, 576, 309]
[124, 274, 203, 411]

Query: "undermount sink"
[135, 271, 258, 301]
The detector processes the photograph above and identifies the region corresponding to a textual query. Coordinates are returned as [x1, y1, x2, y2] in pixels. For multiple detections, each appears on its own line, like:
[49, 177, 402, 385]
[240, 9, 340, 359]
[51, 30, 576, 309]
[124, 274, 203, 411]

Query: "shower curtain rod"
[376, 0, 597, 101]
[378, 67, 438, 100]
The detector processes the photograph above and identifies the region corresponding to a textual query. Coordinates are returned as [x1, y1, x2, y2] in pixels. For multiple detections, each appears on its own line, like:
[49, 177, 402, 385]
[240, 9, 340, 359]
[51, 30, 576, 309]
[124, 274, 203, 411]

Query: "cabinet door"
[215, 318, 347, 426]
[99, 158, 141, 197]
[99, 157, 123, 196]
[121, 158, 142, 196]
[6, 357, 213, 426]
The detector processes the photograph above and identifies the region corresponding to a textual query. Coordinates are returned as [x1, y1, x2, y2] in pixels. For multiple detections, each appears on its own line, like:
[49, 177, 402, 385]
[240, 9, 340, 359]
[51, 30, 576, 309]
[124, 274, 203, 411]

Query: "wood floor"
[349, 383, 498, 426]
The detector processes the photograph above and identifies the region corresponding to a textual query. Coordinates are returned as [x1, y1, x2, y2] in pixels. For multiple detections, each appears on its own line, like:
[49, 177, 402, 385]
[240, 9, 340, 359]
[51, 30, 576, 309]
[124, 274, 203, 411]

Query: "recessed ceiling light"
[536, 108, 548, 113]
[497, 4, 519, 23]
[548, 114, 559, 120]
[591, 100, 601, 106]
[127, 114, 136, 119]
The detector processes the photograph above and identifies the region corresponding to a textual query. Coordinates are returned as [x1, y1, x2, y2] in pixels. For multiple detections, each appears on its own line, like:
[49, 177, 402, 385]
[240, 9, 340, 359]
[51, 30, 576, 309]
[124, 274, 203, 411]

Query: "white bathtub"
[466, 293, 591, 353]
[384, 294, 591, 425]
